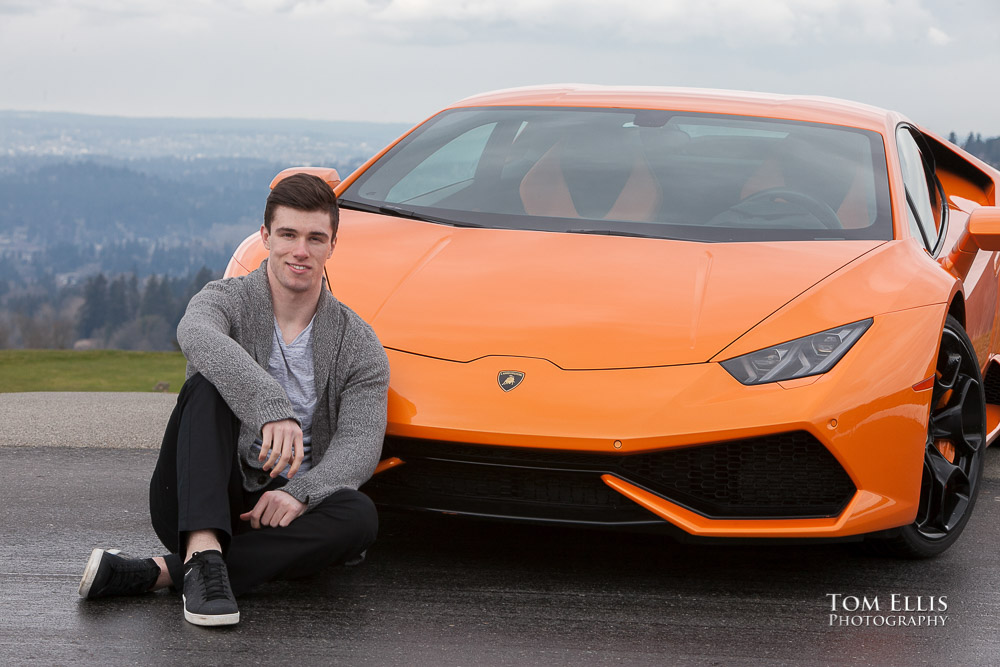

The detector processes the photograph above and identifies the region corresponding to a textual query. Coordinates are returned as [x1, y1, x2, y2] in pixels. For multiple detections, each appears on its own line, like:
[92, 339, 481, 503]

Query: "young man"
[79, 173, 390, 626]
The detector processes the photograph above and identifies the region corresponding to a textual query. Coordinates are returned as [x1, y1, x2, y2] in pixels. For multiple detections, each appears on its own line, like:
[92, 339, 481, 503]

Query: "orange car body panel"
[226, 86, 1000, 540]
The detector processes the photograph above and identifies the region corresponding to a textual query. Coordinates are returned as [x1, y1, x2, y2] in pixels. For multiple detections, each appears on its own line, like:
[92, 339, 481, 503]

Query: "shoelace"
[197, 557, 232, 601]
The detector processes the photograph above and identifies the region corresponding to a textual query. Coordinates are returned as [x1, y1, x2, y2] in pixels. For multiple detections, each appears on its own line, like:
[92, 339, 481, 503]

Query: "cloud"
[3, 0, 991, 132]
[927, 26, 951, 45]
[0, 0, 35, 14]
[3, 0, 947, 49]
[285, 0, 945, 48]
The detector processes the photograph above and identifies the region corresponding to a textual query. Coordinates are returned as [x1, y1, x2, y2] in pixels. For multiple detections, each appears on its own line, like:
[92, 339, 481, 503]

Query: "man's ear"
[328, 237, 337, 258]
[260, 224, 270, 250]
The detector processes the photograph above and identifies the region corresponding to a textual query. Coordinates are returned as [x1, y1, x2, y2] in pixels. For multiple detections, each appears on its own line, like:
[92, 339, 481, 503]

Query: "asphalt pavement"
[2, 393, 999, 666]
[0, 392, 175, 449]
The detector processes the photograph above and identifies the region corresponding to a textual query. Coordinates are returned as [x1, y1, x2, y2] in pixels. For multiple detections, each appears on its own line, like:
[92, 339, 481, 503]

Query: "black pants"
[149, 373, 378, 596]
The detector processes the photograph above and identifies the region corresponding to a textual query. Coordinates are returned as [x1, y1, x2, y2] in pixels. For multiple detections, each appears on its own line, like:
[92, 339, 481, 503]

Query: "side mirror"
[269, 167, 341, 191]
[968, 206, 1000, 251]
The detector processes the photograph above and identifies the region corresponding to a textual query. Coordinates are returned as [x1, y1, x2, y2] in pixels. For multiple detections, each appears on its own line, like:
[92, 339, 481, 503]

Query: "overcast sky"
[1, 0, 998, 137]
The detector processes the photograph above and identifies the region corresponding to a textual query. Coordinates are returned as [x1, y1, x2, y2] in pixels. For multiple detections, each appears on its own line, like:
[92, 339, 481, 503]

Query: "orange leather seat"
[519, 134, 661, 221]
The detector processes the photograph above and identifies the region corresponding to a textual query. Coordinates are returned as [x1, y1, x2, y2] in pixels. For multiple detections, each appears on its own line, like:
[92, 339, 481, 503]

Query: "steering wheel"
[736, 188, 842, 230]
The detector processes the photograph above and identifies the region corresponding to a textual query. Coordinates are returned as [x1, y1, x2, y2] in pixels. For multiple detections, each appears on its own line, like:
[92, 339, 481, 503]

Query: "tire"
[865, 315, 987, 558]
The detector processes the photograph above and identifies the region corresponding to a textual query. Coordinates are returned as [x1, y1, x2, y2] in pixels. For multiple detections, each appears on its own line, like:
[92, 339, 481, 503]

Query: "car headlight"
[720, 319, 873, 385]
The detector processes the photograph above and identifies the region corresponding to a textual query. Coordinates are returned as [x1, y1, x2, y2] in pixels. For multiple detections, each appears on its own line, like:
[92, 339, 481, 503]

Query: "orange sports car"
[226, 85, 1000, 557]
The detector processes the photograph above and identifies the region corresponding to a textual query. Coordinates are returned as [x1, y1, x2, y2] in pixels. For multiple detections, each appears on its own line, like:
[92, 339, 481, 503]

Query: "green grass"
[0, 349, 187, 393]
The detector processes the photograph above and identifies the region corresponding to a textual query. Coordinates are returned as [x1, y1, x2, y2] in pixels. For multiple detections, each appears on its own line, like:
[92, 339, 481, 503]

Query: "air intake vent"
[367, 432, 856, 521]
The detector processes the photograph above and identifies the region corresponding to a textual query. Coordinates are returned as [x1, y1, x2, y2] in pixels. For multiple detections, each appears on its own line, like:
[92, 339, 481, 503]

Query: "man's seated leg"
[149, 373, 243, 555]
[80, 373, 240, 626]
[225, 488, 378, 596]
[150, 373, 242, 625]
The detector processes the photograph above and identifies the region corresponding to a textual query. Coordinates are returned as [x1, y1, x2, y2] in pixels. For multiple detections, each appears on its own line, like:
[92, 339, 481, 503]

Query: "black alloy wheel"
[867, 315, 986, 558]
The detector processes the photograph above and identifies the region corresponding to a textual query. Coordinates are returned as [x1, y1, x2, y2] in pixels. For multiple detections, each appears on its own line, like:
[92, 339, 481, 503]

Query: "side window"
[386, 123, 496, 205]
[896, 128, 945, 250]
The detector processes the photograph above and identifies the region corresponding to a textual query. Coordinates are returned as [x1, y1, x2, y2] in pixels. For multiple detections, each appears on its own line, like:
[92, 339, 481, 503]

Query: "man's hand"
[260, 418, 304, 478]
[239, 490, 306, 529]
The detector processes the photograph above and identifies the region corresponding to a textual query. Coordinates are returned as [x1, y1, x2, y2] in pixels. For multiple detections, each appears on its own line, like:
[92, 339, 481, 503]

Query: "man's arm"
[176, 279, 296, 436]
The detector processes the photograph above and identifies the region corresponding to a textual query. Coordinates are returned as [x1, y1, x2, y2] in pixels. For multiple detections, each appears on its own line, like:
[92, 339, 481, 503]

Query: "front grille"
[618, 432, 854, 517]
[367, 458, 657, 524]
[365, 432, 856, 522]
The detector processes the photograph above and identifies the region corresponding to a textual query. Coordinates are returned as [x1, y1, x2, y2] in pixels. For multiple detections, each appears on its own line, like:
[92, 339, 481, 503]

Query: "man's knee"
[313, 489, 378, 555]
[180, 372, 223, 403]
[175, 372, 238, 432]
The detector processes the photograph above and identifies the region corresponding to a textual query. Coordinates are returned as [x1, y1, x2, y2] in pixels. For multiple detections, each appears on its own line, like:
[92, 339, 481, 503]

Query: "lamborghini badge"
[498, 371, 525, 392]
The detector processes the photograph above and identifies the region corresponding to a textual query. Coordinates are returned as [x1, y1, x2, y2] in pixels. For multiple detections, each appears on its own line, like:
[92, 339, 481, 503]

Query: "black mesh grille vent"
[369, 432, 856, 520]
[983, 363, 1000, 404]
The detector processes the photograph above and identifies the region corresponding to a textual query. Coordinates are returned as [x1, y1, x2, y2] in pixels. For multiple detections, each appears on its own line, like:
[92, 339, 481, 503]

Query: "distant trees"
[0, 266, 217, 351]
[947, 132, 1000, 168]
[962, 133, 1000, 167]
[0, 272, 75, 349]
[78, 273, 109, 339]
[82, 267, 217, 350]
[105, 274, 134, 331]
[16, 305, 76, 349]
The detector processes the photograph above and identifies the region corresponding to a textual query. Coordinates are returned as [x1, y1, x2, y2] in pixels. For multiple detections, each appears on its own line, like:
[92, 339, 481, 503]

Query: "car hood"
[330, 211, 885, 369]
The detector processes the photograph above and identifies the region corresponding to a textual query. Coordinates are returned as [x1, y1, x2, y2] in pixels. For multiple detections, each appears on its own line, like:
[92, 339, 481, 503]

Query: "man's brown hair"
[264, 173, 339, 236]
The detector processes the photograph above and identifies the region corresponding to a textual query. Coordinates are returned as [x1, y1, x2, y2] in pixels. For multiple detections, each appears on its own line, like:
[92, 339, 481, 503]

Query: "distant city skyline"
[1, 1, 998, 136]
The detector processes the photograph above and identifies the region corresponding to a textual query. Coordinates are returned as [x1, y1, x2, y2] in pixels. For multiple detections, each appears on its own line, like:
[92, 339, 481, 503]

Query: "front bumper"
[370, 306, 944, 538]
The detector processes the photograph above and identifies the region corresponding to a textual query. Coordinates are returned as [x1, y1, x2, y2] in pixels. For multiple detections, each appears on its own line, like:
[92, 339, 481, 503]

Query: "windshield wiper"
[565, 228, 659, 239]
[338, 199, 485, 228]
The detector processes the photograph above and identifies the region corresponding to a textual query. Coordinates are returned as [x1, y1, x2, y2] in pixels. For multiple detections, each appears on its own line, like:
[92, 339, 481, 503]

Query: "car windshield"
[341, 107, 892, 242]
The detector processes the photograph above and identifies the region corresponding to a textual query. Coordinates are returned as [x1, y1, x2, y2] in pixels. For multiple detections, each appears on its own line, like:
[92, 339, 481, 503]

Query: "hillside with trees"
[0, 111, 409, 351]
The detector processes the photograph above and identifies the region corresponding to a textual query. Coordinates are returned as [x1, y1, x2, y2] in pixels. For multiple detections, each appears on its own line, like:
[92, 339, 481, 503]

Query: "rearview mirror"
[269, 167, 341, 191]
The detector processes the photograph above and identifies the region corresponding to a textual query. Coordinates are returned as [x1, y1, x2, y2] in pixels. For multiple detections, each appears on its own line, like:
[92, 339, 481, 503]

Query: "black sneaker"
[182, 550, 239, 626]
[78, 548, 159, 599]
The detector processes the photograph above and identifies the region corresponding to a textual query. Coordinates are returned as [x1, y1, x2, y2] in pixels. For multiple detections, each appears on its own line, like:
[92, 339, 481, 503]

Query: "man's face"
[260, 206, 336, 296]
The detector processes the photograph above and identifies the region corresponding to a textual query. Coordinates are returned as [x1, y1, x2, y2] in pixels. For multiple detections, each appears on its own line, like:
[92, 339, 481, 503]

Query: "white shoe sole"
[78, 548, 105, 597]
[78, 548, 123, 598]
[182, 596, 240, 626]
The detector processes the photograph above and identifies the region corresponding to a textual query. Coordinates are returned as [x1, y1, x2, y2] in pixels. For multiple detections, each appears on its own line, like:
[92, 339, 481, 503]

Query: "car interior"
[346, 107, 892, 241]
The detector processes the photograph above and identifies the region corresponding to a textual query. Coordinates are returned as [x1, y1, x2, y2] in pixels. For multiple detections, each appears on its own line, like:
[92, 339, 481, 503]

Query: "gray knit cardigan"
[175, 261, 390, 510]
